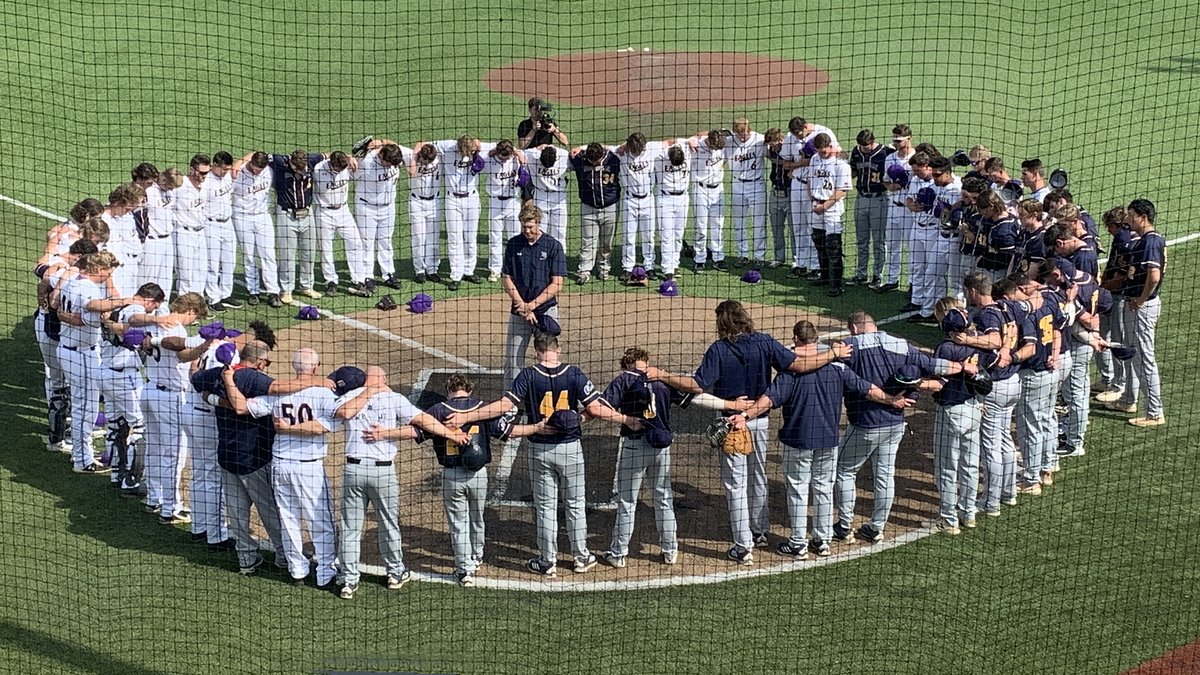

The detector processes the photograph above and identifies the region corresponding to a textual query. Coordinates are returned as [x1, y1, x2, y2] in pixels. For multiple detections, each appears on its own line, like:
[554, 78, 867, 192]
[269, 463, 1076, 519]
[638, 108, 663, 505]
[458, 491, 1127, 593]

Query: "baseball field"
[2, 0, 1200, 673]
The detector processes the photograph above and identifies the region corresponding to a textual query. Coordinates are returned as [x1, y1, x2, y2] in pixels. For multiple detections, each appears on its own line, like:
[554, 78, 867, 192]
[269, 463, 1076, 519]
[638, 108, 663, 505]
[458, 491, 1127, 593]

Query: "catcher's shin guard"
[48, 388, 71, 445]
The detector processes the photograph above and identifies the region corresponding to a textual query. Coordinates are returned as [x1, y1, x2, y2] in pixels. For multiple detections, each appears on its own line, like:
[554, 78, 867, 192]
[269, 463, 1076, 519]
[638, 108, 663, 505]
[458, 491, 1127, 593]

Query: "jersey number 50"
[280, 403, 314, 425]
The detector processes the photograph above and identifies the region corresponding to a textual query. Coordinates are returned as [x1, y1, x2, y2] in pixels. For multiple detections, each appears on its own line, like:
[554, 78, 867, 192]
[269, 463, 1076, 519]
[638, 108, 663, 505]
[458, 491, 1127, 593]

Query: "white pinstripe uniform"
[618, 142, 666, 272]
[103, 209, 142, 296]
[727, 132, 767, 262]
[314, 159, 367, 286]
[202, 171, 236, 304]
[182, 340, 233, 544]
[882, 149, 916, 285]
[172, 178, 209, 296]
[143, 322, 201, 518]
[37, 261, 73, 411]
[434, 140, 484, 282]
[141, 183, 176, 295]
[407, 151, 443, 276]
[231, 165, 280, 296]
[99, 303, 148, 483]
[656, 141, 691, 275]
[482, 143, 523, 277]
[351, 147, 406, 279]
[248, 387, 340, 585]
[783, 126, 840, 270]
[524, 148, 570, 247]
[57, 275, 106, 470]
[690, 138, 728, 265]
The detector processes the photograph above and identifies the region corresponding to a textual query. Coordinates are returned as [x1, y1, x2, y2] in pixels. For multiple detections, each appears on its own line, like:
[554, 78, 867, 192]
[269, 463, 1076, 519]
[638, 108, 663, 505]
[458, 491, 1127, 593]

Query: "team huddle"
[31, 110, 1167, 594]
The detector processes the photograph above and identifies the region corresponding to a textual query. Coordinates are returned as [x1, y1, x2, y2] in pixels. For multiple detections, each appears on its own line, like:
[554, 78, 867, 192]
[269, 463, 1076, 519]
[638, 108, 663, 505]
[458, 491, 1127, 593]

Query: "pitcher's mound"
[484, 51, 829, 113]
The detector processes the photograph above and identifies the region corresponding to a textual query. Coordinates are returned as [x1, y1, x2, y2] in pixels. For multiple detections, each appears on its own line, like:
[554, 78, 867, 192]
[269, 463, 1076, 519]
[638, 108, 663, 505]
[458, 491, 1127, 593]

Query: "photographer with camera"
[518, 97, 568, 150]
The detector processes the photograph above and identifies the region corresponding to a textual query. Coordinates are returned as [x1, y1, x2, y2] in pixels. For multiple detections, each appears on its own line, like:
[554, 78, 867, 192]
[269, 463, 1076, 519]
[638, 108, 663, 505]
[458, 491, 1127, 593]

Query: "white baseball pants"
[111, 253, 142, 297]
[534, 196, 568, 249]
[731, 181, 766, 261]
[444, 192, 481, 281]
[141, 386, 188, 514]
[884, 202, 911, 285]
[233, 212, 280, 295]
[272, 459, 336, 585]
[180, 397, 226, 544]
[620, 194, 656, 272]
[316, 204, 367, 285]
[205, 220, 236, 303]
[355, 200, 396, 278]
[790, 186, 819, 270]
[909, 222, 944, 316]
[58, 343, 101, 470]
[408, 195, 442, 276]
[174, 227, 209, 296]
[692, 184, 725, 264]
[140, 235, 175, 297]
[487, 197, 520, 275]
[657, 193, 688, 274]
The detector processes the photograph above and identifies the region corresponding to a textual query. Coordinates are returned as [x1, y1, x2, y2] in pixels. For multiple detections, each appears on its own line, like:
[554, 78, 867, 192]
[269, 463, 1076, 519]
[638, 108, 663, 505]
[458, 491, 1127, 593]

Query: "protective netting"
[2, 1, 1199, 673]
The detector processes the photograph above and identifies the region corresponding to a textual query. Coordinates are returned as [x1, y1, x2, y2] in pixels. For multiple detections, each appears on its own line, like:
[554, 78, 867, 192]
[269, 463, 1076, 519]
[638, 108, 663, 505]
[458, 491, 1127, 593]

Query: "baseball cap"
[940, 309, 970, 335]
[327, 365, 367, 397]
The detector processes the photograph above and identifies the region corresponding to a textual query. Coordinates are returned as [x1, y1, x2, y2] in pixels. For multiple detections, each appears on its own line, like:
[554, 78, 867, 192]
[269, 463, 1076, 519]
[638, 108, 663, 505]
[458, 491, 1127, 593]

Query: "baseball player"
[333, 366, 469, 598]
[848, 129, 894, 288]
[231, 151, 282, 307]
[40, 198, 103, 264]
[523, 144, 570, 248]
[834, 311, 973, 544]
[172, 155, 211, 297]
[1096, 206, 1134, 402]
[599, 347, 739, 568]
[734, 321, 908, 558]
[726, 118, 766, 268]
[141, 168, 180, 297]
[36, 239, 100, 454]
[101, 183, 146, 296]
[431, 136, 486, 290]
[235, 349, 341, 587]
[615, 133, 667, 279]
[315, 151, 371, 297]
[1008, 273, 1065, 494]
[1045, 209, 1099, 278]
[352, 140, 406, 290]
[902, 153, 938, 320]
[140, 293, 213, 522]
[961, 182, 1018, 281]
[1020, 159, 1050, 202]
[687, 130, 729, 273]
[1108, 199, 1166, 427]
[407, 143, 444, 283]
[928, 299, 994, 533]
[417, 373, 545, 586]
[97, 283, 164, 488]
[568, 142, 621, 283]
[929, 156, 966, 302]
[55, 251, 128, 474]
[879, 125, 916, 293]
[656, 142, 691, 279]
[960, 272, 1023, 515]
[807, 133, 853, 297]
[1014, 199, 1050, 274]
[449, 333, 634, 577]
[482, 140, 529, 282]
[646, 300, 851, 563]
[779, 117, 840, 279]
[271, 149, 326, 304]
[203, 151, 242, 311]
[764, 129, 792, 271]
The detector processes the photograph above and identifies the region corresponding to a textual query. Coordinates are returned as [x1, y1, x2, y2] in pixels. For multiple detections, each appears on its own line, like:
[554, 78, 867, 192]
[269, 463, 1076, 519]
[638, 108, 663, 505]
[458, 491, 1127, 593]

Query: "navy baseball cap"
[940, 309, 970, 335]
[1096, 287, 1114, 316]
[328, 365, 366, 396]
[1052, 257, 1077, 284]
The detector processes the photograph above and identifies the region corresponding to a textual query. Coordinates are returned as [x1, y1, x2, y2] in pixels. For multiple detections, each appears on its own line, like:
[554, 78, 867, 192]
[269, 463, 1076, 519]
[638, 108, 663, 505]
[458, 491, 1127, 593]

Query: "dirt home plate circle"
[484, 50, 830, 113]
[250, 294, 942, 592]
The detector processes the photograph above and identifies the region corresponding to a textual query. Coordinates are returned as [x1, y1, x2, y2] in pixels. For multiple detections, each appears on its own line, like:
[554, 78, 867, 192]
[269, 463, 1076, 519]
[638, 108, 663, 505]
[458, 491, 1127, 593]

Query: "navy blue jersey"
[1102, 227, 1135, 283]
[844, 331, 944, 429]
[504, 363, 601, 443]
[1080, 209, 1099, 245]
[958, 206, 987, 257]
[693, 332, 798, 400]
[1068, 245, 1099, 279]
[269, 153, 323, 211]
[1019, 293, 1066, 372]
[601, 369, 692, 437]
[191, 366, 275, 475]
[973, 302, 1020, 381]
[502, 233, 567, 313]
[764, 362, 872, 449]
[850, 144, 892, 196]
[933, 342, 993, 406]
[570, 151, 621, 209]
[979, 215, 1018, 272]
[1017, 225, 1049, 271]
[419, 396, 512, 469]
[1123, 231, 1165, 300]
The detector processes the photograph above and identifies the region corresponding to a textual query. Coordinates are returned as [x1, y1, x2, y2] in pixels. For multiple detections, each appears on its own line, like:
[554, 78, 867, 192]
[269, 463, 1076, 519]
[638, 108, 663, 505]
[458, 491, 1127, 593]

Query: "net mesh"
[2, 1, 1199, 673]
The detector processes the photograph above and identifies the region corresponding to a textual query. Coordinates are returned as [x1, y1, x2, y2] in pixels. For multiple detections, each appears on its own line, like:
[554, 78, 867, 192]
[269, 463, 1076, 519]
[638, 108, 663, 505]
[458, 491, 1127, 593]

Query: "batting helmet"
[1049, 168, 1069, 190]
[547, 409, 582, 434]
[951, 149, 973, 167]
[966, 369, 994, 398]
[458, 440, 487, 471]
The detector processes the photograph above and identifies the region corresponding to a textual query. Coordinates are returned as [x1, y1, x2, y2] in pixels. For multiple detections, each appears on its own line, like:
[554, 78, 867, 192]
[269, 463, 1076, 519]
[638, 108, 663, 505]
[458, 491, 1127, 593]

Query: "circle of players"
[33, 116, 1166, 595]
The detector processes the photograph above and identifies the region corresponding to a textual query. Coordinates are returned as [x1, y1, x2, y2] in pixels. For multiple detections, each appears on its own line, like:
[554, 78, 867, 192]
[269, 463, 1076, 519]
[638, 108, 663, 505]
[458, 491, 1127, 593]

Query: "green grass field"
[3, 0, 1200, 672]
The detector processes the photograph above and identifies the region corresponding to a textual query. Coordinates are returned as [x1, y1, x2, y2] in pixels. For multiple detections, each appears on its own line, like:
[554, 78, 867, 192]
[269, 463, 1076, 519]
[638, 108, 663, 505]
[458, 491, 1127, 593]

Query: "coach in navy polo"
[502, 204, 567, 386]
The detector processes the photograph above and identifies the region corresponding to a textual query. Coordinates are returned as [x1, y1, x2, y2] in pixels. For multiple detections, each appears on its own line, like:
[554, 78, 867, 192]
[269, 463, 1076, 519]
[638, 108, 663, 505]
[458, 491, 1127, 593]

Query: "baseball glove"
[705, 418, 753, 456]
[351, 135, 373, 158]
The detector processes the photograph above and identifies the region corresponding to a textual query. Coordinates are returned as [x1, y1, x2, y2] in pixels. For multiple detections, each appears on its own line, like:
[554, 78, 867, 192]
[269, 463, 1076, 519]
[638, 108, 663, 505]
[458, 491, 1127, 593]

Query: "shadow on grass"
[0, 315, 244, 575]
[1143, 56, 1200, 74]
[0, 619, 169, 675]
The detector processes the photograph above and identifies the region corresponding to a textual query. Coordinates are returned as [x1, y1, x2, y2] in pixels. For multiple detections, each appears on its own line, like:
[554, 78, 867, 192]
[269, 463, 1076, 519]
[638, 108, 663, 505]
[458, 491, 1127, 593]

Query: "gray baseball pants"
[718, 416, 769, 549]
[782, 444, 836, 546]
[1017, 369, 1057, 487]
[529, 439, 590, 565]
[222, 463, 284, 569]
[1117, 296, 1164, 419]
[933, 402, 983, 526]
[836, 422, 905, 534]
[978, 375, 1020, 513]
[608, 436, 677, 559]
[579, 204, 616, 277]
[443, 465, 487, 574]
[504, 306, 559, 387]
[853, 194, 888, 280]
[339, 461, 406, 586]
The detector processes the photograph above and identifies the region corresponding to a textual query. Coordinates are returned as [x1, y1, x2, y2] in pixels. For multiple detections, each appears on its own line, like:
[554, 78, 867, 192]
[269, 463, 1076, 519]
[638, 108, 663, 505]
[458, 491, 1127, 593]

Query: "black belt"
[629, 192, 649, 199]
[735, 177, 758, 182]
[892, 201, 907, 208]
[812, 198, 828, 203]
[155, 384, 182, 392]
[109, 367, 126, 373]
[698, 183, 720, 189]
[661, 190, 686, 196]
[450, 192, 475, 198]
[62, 345, 96, 352]
[858, 192, 887, 198]
[347, 457, 392, 466]
[180, 225, 204, 232]
[411, 193, 436, 201]
[148, 233, 171, 240]
[207, 217, 230, 223]
[194, 406, 212, 413]
[322, 203, 345, 209]
[496, 195, 514, 201]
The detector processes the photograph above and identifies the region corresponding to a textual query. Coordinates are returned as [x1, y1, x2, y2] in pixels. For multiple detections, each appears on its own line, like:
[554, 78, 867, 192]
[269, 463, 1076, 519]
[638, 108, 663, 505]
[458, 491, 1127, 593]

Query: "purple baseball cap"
[121, 328, 147, 351]
[741, 270, 762, 284]
[296, 305, 320, 320]
[659, 279, 679, 297]
[407, 293, 434, 314]
[214, 342, 238, 366]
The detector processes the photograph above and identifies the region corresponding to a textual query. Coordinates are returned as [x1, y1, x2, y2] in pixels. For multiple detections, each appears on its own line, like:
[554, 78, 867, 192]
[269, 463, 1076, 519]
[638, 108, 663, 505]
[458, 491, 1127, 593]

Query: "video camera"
[537, 102, 556, 130]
